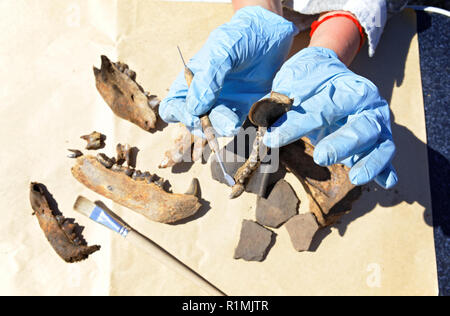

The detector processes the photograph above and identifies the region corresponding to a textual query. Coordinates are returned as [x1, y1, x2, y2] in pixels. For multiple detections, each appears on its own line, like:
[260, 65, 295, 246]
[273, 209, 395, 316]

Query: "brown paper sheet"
[0, 1, 437, 295]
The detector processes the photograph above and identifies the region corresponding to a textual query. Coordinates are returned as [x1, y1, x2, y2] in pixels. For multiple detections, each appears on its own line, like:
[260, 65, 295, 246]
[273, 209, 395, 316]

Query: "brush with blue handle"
[73, 196, 225, 296]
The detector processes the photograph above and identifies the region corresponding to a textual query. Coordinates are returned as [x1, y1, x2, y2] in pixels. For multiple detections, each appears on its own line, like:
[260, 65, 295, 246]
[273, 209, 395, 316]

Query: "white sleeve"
[291, 0, 388, 57]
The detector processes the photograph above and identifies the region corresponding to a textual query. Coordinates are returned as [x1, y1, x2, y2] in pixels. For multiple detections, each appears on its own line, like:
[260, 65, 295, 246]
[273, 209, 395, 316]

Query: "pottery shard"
[234, 220, 274, 262]
[285, 213, 320, 252]
[256, 180, 299, 228]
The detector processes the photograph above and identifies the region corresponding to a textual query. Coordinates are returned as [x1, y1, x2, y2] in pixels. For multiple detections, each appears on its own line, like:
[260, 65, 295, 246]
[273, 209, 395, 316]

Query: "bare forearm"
[309, 11, 362, 66]
[232, 0, 282, 15]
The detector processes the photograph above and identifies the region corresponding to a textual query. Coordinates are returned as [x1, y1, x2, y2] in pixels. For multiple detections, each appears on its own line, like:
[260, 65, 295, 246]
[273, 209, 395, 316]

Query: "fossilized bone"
[93, 55, 160, 131]
[71, 153, 201, 224]
[159, 123, 207, 169]
[280, 139, 362, 227]
[229, 92, 293, 199]
[232, 92, 361, 226]
[229, 128, 265, 199]
[81, 131, 106, 150]
[30, 183, 100, 263]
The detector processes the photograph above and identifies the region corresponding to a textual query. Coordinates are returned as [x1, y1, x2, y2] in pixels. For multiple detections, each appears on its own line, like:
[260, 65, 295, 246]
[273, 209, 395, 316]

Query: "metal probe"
[177, 46, 236, 187]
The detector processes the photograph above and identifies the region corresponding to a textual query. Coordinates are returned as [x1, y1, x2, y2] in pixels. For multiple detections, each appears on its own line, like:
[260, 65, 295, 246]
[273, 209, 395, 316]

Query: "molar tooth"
[116, 143, 132, 166]
[155, 178, 165, 188]
[111, 164, 123, 172]
[147, 174, 157, 184]
[124, 168, 134, 177]
[132, 170, 142, 181]
[142, 172, 151, 182]
[81, 131, 106, 150]
[97, 153, 114, 169]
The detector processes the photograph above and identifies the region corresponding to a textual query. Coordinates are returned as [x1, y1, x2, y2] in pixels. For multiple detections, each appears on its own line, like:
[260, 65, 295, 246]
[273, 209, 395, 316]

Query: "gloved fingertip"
[263, 130, 281, 148]
[209, 105, 241, 137]
[159, 98, 201, 128]
[375, 165, 398, 189]
[349, 165, 371, 186]
[313, 143, 337, 166]
[186, 95, 204, 116]
[158, 99, 176, 123]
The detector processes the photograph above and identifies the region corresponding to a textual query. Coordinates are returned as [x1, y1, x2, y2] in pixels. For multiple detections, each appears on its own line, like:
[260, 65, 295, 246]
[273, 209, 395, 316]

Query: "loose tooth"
[67, 149, 83, 159]
[81, 131, 106, 150]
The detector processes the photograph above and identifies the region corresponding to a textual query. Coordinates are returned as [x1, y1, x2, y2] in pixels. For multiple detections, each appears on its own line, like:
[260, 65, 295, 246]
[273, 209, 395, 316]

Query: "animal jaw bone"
[280, 138, 362, 227]
[30, 183, 100, 263]
[230, 92, 293, 199]
[93, 55, 160, 131]
[229, 128, 266, 199]
[71, 155, 202, 224]
[229, 92, 361, 226]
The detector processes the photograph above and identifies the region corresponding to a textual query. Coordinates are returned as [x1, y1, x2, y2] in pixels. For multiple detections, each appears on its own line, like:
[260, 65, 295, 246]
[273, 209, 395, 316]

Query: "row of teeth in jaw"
[113, 62, 161, 111]
[54, 215, 84, 245]
[114, 62, 136, 80]
[96, 153, 166, 189]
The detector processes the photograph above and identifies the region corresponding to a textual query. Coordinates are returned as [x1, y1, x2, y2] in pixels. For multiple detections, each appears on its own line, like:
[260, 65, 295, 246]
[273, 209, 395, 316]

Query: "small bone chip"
[256, 180, 299, 228]
[284, 213, 320, 252]
[234, 220, 274, 262]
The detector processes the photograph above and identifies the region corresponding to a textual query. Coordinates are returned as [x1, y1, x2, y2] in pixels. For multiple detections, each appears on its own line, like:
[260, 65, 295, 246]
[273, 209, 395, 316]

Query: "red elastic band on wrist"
[310, 13, 366, 52]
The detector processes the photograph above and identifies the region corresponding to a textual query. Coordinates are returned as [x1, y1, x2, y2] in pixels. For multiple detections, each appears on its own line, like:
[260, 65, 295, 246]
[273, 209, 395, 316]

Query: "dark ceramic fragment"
[234, 220, 274, 262]
[285, 213, 320, 252]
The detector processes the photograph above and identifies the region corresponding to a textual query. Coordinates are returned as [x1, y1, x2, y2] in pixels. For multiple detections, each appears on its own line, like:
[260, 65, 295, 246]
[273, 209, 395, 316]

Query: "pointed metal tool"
[177, 46, 236, 187]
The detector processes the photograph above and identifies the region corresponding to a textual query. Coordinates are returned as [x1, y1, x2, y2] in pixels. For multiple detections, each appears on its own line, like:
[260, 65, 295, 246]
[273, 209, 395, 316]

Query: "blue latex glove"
[159, 6, 298, 137]
[264, 47, 398, 189]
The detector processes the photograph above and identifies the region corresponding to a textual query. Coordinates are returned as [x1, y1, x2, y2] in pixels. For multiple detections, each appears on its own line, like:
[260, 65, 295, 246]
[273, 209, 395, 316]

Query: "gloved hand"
[159, 6, 298, 137]
[264, 47, 398, 188]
